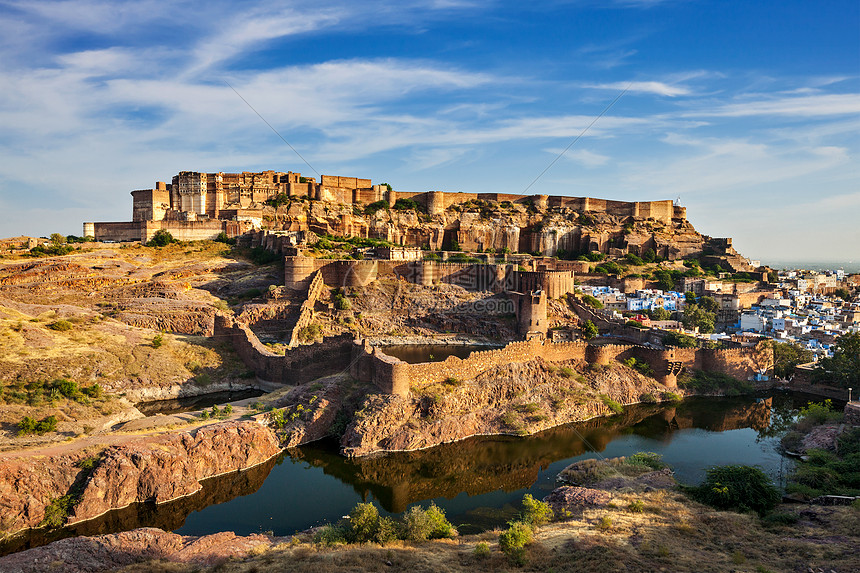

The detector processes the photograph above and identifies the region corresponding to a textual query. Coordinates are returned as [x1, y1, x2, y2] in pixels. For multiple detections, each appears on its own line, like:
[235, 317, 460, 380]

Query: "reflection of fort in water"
[298, 396, 773, 512]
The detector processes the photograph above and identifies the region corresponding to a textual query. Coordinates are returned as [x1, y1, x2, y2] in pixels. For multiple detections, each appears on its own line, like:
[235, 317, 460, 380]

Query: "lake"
[0, 391, 825, 556]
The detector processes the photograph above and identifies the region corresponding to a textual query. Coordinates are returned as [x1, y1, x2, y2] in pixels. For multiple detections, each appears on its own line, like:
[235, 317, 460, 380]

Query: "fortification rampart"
[215, 315, 352, 385]
[350, 338, 771, 396]
[287, 271, 325, 347]
[284, 255, 574, 298]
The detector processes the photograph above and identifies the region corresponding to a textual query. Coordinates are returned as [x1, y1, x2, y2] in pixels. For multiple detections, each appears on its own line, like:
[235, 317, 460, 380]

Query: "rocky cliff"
[0, 421, 281, 535]
[341, 358, 677, 457]
[262, 198, 733, 261]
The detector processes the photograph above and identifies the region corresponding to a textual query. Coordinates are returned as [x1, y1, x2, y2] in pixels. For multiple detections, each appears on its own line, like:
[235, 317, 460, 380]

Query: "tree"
[685, 291, 697, 305]
[663, 330, 698, 348]
[651, 307, 671, 321]
[146, 230, 174, 247]
[814, 332, 860, 389]
[49, 233, 66, 246]
[772, 341, 813, 379]
[698, 295, 719, 313]
[583, 320, 598, 339]
[682, 303, 715, 333]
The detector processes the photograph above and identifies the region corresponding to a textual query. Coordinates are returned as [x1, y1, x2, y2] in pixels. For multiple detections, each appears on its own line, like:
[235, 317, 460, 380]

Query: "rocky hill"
[260, 197, 750, 267]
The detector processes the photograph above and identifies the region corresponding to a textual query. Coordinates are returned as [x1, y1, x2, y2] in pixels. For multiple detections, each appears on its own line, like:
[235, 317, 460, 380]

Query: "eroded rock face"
[0, 421, 282, 535]
[341, 359, 674, 457]
[0, 527, 280, 573]
[70, 422, 281, 524]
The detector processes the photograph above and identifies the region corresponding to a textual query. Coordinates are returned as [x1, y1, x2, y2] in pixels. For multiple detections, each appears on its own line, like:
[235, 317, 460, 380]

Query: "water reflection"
[294, 397, 773, 513]
[0, 393, 808, 556]
[135, 389, 265, 417]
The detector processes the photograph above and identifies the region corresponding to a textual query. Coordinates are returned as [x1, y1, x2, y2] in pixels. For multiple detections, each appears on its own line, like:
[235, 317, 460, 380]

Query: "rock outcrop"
[0, 527, 281, 573]
[0, 421, 282, 535]
[341, 359, 676, 457]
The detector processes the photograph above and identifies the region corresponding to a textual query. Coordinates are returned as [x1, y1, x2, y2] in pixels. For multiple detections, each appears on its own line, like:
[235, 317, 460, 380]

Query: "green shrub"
[146, 229, 174, 247]
[595, 515, 613, 531]
[686, 465, 781, 515]
[664, 391, 682, 403]
[17, 414, 58, 436]
[473, 541, 491, 559]
[298, 324, 322, 343]
[641, 393, 658, 404]
[223, 404, 233, 415]
[349, 502, 381, 543]
[498, 521, 533, 554]
[151, 333, 164, 348]
[797, 400, 842, 426]
[314, 524, 347, 546]
[48, 320, 73, 332]
[521, 494, 553, 526]
[364, 199, 390, 215]
[581, 294, 604, 309]
[559, 367, 575, 378]
[599, 394, 623, 414]
[403, 503, 455, 541]
[334, 294, 351, 310]
[628, 500, 645, 513]
[627, 452, 667, 471]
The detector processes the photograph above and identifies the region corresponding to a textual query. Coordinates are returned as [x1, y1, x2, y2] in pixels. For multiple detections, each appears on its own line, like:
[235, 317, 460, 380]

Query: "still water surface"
[1, 392, 825, 555]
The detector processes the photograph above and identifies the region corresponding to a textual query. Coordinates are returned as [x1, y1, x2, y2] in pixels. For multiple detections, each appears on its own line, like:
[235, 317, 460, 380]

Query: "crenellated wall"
[351, 338, 772, 396]
[215, 314, 353, 385]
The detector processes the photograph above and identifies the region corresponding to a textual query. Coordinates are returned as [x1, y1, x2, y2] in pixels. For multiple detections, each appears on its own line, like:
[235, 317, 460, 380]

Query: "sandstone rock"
[0, 527, 279, 572]
[0, 421, 281, 534]
[543, 486, 612, 514]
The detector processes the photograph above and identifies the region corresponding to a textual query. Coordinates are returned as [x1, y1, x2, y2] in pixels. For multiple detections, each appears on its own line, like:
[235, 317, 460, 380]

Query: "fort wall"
[350, 337, 769, 397]
[215, 315, 353, 385]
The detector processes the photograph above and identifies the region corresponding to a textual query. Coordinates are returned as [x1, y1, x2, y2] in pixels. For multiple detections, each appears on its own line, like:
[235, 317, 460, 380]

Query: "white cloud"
[587, 80, 692, 97]
[692, 93, 860, 117]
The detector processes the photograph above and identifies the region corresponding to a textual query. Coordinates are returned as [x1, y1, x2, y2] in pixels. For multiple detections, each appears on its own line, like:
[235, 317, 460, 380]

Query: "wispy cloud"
[586, 80, 692, 97]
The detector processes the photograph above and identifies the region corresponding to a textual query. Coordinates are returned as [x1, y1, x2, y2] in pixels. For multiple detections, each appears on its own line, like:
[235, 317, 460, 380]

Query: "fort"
[84, 168, 687, 244]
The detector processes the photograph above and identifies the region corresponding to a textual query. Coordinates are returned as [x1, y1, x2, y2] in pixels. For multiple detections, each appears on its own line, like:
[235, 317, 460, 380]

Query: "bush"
[214, 231, 237, 245]
[151, 333, 164, 348]
[498, 521, 533, 554]
[595, 515, 613, 531]
[17, 414, 58, 436]
[628, 500, 645, 513]
[403, 503, 455, 541]
[559, 366, 575, 378]
[664, 391, 683, 403]
[663, 331, 698, 348]
[473, 541, 491, 559]
[581, 294, 604, 309]
[48, 320, 73, 332]
[334, 294, 351, 310]
[364, 199, 390, 215]
[600, 394, 623, 414]
[146, 230, 174, 247]
[686, 465, 781, 515]
[521, 494, 553, 526]
[349, 502, 381, 543]
[314, 524, 347, 546]
[582, 319, 598, 339]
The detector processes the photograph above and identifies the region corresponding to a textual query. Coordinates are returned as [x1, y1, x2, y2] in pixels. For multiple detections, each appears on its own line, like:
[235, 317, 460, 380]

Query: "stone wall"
[215, 315, 352, 385]
[91, 221, 144, 242]
[352, 337, 771, 396]
[287, 271, 325, 347]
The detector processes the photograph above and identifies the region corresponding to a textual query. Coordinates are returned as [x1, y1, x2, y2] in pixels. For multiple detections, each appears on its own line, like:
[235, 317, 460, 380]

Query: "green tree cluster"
[813, 332, 860, 389]
[771, 341, 813, 379]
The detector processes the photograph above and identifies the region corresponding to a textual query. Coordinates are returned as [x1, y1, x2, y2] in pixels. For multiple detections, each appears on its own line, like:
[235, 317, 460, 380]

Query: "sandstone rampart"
[351, 337, 771, 397]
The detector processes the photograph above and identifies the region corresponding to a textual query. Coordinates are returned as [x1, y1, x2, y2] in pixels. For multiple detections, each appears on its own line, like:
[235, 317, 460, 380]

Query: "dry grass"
[184, 491, 859, 573]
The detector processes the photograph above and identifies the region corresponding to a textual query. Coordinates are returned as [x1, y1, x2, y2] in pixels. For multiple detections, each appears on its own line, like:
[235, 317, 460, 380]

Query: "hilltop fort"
[84, 169, 753, 273]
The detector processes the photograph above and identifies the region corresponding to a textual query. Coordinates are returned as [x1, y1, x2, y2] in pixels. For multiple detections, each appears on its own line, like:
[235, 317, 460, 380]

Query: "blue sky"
[0, 0, 858, 264]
